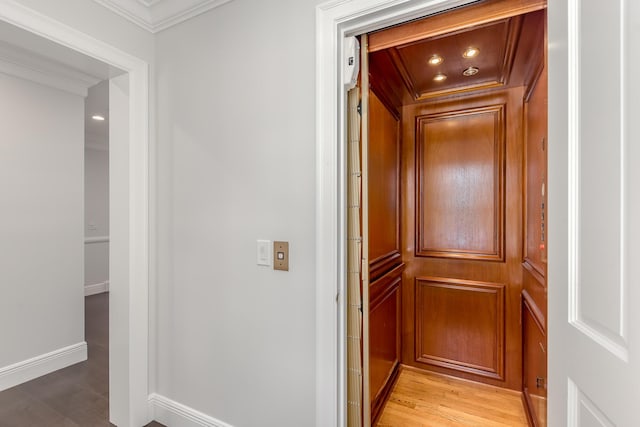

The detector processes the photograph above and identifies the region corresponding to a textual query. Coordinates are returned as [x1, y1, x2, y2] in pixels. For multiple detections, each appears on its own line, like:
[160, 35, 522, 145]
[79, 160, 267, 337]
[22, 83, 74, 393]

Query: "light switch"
[273, 241, 289, 271]
[257, 240, 271, 266]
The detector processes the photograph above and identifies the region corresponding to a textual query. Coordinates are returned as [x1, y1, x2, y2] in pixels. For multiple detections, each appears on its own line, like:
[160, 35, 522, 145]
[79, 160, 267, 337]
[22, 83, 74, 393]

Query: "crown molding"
[93, 0, 234, 33]
[0, 42, 100, 97]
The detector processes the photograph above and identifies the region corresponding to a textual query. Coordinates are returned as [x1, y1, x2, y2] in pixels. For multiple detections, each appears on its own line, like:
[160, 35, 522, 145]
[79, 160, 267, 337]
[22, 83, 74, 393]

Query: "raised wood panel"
[416, 104, 505, 261]
[522, 294, 547, 427]
[369, 90, 402, 280]
[402, 89, 524, 390]
[369, 272, 401, 422]
[415, 277, 505, 380]
[523, 65, 548, 277]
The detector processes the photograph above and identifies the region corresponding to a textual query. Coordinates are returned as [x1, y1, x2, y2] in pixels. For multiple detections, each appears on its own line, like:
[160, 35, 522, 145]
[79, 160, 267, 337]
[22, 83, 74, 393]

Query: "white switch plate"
[257, 240, 272, 266]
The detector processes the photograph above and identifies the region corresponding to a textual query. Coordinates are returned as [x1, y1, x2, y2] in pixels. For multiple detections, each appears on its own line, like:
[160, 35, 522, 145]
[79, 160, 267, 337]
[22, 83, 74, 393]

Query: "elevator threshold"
[376, 366, 528, 426]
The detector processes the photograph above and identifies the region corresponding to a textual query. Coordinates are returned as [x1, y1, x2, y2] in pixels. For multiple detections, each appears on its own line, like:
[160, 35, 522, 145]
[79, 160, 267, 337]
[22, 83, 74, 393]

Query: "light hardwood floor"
[376, 367, 529, 427]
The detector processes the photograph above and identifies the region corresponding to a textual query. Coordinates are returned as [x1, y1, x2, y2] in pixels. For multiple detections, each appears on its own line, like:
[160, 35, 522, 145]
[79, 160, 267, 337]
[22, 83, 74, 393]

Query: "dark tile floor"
[0, 293, 165, 427]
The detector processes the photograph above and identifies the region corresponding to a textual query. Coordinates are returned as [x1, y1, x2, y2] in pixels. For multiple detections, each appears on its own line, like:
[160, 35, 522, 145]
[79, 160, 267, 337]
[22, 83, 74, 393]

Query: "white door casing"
[548, 0, 640, 425]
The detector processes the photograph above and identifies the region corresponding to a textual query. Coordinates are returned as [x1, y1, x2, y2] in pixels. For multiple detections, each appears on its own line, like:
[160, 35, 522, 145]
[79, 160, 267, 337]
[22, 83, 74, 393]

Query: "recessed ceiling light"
[463, 67, 479, 76]
[462, 47, 480, 58]
[92, 115, 105, 121]
[428, 54, 443, 66]
[433, 73, 447, 82]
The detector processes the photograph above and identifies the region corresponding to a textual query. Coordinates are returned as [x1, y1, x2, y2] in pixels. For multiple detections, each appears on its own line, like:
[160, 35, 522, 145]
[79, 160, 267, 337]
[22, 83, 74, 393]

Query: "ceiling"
[92, 0, 234, 33]
[369, 10, 545, 106]
[0, 20, 112, 150]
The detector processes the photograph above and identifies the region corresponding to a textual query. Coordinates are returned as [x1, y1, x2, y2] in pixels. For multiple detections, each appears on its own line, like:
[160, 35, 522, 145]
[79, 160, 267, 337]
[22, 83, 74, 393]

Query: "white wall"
[155, 0, 320, 425]
[84, 81, 109, 291]
[84, 146, 109, 289]
[0, 73, 84, 368]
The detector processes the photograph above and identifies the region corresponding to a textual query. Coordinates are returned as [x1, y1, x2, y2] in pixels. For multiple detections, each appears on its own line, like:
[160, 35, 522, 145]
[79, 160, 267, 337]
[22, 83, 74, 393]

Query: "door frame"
[316, 1, 483, 425]
[0, 2, 150, 426]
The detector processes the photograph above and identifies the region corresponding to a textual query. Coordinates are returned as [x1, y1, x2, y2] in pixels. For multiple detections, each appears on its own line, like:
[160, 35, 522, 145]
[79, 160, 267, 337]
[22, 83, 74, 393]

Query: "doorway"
[361, 2, 547, 424]
[315, 0, 549, 426]
[0, 3, 150, 425]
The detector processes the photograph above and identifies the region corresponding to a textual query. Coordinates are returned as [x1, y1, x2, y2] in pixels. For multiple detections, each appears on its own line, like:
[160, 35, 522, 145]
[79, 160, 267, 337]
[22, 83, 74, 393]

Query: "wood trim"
[522, 389, 540, 427]
[401, 364, 524, 396]
[523, 259, 545, 286]
[522, 289, 546, 333]
[415, 104, 506, 261]
[368, 0, 547, 53]
[524, 58, 545, 102]
[500, 15, 524, 84]
[387, 48, 419, 100]
[370, 251, 402, 282]
[370, 263, 405, 309]
[369, 281, 402, 423]
[414, 277, 506, 380]
[370, 82, 401, 121]
[371, 362, 400, 425]
[521, 293, 547, 427]
[523, 11, 546, 102]
[415, 81, 506, 102]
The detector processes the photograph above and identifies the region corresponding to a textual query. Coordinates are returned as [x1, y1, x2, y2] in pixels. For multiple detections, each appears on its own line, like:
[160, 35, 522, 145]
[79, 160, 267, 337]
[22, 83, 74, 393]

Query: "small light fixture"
[433, 73, 447, 82]
[428, 54, 443, 66]
[462, 47, 480, 58]
[462, 66, 479, 76]
[92, 115, 105, 121]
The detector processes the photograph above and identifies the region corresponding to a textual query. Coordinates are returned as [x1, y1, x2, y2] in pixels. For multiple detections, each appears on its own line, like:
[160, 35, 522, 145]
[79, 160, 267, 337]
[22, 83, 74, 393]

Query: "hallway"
[0, 294, 163, 426]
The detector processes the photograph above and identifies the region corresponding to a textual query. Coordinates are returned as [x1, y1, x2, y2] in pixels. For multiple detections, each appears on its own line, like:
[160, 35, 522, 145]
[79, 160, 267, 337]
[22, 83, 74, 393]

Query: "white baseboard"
[85, 280, 110, 296]
[148, 393, 234, 427]
[0, 342, 87, 391]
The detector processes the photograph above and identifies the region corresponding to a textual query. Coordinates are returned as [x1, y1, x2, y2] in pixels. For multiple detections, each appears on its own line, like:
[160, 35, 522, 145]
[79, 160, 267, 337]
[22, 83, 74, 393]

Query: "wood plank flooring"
[0, 293, 164, 427]
[376, 367, 529, 427]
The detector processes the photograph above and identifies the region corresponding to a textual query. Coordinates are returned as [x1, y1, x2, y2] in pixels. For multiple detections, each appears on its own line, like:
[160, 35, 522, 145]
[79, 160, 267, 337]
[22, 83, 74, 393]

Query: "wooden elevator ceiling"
[369, 9, 546, 104]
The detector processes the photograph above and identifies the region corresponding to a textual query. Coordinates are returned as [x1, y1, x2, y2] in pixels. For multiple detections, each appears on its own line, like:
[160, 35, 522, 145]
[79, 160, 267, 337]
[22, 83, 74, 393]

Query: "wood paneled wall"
[368, 90, 404, 423]
[369, 91, 402, 281]
[401, 89, 524, 391]
[369, 266, 402, 422]
[522, 62, 547, 427]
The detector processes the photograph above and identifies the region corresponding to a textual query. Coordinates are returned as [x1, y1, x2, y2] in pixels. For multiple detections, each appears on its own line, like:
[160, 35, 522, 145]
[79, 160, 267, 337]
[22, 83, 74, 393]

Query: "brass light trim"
[462, 47, 480, 58]
[463, 66, 480, 76]
[428, 54, 444, 66]
[433, 73, 447, 82]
